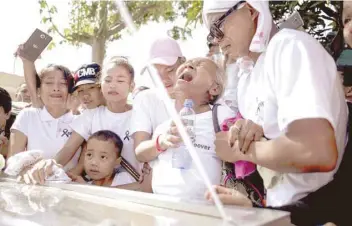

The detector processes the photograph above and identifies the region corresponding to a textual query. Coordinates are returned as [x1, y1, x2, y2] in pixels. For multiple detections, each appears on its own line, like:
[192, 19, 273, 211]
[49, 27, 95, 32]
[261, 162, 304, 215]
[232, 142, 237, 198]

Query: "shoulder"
[16, 107, 40, 118]
[264, 29, 336, 78]
[266, 29, 330, 60]
[213, 104, 236, 125]
[133, 89, 159, 103]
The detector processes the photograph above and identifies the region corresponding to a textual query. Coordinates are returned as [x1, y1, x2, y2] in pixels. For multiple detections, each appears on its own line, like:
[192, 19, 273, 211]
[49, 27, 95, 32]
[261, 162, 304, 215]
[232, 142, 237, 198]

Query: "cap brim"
[140, 57, 178, 75]
[72, 80, 96, 92]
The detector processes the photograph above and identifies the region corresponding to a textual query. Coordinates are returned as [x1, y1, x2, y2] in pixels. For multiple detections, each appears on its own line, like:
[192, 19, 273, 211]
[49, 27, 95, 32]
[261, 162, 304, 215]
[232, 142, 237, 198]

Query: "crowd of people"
[1, 0, 352, 225]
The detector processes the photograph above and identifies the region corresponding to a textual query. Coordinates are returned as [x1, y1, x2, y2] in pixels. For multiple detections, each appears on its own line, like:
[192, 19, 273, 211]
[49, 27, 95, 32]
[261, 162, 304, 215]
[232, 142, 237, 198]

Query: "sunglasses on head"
[207, 0, 246, 44]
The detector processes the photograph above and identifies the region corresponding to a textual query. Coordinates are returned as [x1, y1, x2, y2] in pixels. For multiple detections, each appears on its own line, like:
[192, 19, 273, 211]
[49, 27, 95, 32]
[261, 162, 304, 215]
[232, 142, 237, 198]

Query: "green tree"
[39, 0, 343, 65]
[178, 0, 342, 46]
[39, 0, 200, 65]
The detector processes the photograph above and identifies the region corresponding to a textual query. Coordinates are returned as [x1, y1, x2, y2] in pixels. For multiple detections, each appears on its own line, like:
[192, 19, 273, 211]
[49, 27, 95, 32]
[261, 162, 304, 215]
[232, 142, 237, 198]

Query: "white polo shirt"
[11, 107, 80, 170]
[151, 105, 234, 199]
[70, 106, 139, 174]
[130, 89, 174, 136]
[237, 29, 348, 206]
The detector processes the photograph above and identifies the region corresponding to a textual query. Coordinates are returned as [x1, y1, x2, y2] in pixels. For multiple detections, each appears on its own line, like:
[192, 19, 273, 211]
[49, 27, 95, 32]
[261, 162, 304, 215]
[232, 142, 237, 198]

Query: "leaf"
[47, 42, 56, 50]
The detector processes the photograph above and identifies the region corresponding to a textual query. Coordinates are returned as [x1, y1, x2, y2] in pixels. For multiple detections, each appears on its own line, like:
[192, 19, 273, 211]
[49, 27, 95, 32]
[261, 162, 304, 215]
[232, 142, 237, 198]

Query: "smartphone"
[18, 29, 52, 62]
[277, 11, 304, 30]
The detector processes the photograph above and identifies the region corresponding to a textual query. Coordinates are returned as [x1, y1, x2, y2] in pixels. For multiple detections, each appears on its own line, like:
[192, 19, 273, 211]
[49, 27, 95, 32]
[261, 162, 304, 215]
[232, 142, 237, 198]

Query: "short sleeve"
[111, 171, 136, 186]
[130, 92, 153, 135]
[10, 108, 31, 137]
[266, 31, 339, 131]
[70, 109, 95, 140]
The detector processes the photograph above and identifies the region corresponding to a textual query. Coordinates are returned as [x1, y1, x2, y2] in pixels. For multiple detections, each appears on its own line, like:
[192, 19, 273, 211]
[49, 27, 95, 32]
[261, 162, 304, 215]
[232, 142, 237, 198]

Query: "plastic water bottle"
[223, 63, 240, 114]
[172, 99, 196, 169]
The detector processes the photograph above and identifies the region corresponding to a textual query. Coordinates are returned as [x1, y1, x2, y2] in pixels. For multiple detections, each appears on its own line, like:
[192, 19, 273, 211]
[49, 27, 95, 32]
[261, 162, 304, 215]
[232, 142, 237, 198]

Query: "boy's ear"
[115, 156, 122, 166]
[130, 81, 135, 93]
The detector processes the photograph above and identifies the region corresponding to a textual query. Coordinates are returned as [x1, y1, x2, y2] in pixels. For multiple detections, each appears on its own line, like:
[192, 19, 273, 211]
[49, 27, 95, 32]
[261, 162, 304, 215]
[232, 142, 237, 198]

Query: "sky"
[0, 0, 209, 87]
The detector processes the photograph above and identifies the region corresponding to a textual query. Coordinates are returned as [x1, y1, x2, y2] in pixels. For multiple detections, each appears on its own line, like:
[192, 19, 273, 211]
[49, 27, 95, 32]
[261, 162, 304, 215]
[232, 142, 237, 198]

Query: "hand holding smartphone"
[16, 29, 52, 62]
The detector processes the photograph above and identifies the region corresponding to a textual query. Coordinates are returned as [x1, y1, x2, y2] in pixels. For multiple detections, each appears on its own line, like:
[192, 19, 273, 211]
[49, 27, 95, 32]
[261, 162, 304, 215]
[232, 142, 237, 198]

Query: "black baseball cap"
[72, 63, 101, 92]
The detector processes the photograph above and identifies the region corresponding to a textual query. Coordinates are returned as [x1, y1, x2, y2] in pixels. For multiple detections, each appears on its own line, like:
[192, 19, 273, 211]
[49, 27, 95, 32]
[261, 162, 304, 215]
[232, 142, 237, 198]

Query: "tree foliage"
[38, 0, 204, 64]
[38, 0, 343, 64]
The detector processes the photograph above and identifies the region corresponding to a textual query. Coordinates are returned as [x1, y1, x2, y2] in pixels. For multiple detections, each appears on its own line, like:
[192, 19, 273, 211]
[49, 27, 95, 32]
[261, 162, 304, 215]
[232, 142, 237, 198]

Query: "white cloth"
[151, 106, 234, 199]
[87, 171, 136, 186]
[237, 29, 348, 206]
[70, 106, 139, 171]
[130, 89, 174, 136]
[4, 150, 71, 183]
[202, 0, 272, 53]
[111, 171, 136, 186]
[11, 107, 80, 171]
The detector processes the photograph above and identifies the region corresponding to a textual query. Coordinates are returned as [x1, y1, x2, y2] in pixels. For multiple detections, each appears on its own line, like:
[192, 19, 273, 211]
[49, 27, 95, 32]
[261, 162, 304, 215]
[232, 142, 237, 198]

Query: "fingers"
[240, 130, 255, 154]
[228, 121, 243, 147]
[205, 186, 252, 207]
[238, 120, 252, 150]
[254, 130, 263, 141]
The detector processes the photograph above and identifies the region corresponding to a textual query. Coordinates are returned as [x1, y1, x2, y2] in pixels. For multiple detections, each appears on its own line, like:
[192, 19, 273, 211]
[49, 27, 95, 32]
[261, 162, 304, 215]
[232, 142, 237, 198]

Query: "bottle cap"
[184, 99, 194, 108]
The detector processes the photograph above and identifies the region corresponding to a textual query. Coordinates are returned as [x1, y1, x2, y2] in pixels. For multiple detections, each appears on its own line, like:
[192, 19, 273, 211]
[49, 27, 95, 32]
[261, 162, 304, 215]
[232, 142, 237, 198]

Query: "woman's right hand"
[18, 159, 58, 185]
[157, 122, 182, 151]
[14, 44, 39, 63]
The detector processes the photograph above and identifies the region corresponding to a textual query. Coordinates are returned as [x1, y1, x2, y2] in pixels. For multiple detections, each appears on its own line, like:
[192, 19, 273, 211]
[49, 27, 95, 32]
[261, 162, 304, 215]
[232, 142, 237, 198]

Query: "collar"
[40, 107, 73, 123]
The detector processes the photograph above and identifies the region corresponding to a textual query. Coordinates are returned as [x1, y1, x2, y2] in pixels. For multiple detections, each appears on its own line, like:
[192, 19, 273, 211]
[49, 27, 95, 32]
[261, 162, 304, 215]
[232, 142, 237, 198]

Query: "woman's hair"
[36, 64, 74, 93]
[102, 58, 135, 82]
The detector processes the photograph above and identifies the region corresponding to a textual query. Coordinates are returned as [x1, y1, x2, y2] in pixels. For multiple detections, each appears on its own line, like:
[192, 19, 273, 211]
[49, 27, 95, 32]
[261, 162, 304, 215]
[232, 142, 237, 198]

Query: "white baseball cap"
[141, 36, 183, 74]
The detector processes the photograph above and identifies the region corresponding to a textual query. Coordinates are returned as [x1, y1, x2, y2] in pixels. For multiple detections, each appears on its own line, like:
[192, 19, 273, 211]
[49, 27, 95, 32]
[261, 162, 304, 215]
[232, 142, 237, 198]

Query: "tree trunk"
[92, 38, 106, 66]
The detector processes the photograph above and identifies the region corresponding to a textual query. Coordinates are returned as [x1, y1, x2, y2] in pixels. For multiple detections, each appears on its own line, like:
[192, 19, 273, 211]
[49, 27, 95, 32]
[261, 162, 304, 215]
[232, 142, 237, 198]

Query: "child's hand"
[157, 122, 182, 151]
[205, 185, 252, 207]
[0, 132, 8, 149]
[67, 172, 86, 184]
[138, 163, 153, 193]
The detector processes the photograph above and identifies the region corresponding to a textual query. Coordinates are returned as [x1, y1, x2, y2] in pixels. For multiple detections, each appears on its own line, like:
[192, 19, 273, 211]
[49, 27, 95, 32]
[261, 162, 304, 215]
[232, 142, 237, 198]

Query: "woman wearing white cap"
[131, 36, 186, 163]
[203, 0, 347, 224]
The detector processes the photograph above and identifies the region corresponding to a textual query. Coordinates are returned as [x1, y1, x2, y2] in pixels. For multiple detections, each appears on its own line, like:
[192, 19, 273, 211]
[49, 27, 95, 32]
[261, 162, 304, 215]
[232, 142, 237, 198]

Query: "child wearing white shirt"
[68, 130, 135, 186]
[22, 59, 141, 186]
[150, 58, 235, 199]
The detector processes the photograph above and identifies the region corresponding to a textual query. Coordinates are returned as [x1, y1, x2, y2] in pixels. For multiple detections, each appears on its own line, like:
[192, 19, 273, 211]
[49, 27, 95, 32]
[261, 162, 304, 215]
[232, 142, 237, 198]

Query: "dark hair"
[87, 130, 123, 157]
[0, 87, 12, 114]
[36, 64, 74, 94]
[104, 58, 135, 82]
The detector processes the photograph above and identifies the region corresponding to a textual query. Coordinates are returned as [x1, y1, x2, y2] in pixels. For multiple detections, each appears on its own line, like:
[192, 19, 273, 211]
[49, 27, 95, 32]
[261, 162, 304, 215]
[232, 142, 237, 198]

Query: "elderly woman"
[142, 57, 235, 199]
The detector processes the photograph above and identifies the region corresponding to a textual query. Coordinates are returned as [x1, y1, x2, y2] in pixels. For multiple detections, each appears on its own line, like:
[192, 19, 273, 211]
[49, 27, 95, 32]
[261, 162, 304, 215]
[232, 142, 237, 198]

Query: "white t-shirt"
[70, 106, 139, 172]
[11, 107, 80, 170]
[151, 105, 234, 199]
[130, 89, 174, 136]
[87, 171, 136, 186]
[237, 29, 348, 207]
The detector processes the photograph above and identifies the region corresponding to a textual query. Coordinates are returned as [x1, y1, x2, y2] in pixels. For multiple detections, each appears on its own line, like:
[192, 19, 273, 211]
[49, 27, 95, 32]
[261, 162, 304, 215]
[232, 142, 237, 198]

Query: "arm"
[22, 60, 42, 108]
[54, 131, 84, 166]
[8, 130, 27, 158]
[134, 132, 160, 162]
[241, 118, 337, 173]
[242, 33, 345, 173]
[67, 146, 85, 176]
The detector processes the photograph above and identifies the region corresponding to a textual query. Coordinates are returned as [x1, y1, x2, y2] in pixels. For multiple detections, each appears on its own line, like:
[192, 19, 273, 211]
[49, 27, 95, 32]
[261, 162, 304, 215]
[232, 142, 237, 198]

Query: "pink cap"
[141, 36, 183, 74]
